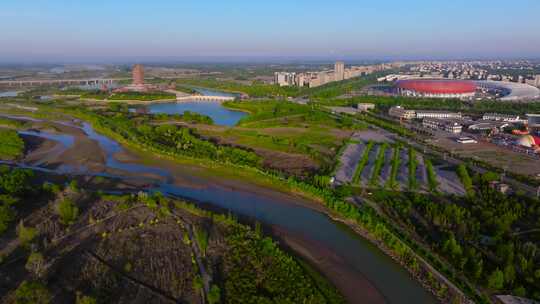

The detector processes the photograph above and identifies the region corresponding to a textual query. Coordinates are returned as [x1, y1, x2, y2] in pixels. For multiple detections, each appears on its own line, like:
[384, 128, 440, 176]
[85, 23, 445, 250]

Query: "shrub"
[0, 203, 15, 234]
[194, 227, 209, 256]
[208, 285, 221, 304]
[15, 281, 51, 304]
[56, 199, 79, 225]
[76, 293, 97, 304]
[17, 222, 38, 247]
[25, 252, 46, 278]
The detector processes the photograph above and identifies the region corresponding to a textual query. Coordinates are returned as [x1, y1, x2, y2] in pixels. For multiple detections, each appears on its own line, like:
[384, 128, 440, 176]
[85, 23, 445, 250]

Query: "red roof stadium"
[396, 79, 477, 94]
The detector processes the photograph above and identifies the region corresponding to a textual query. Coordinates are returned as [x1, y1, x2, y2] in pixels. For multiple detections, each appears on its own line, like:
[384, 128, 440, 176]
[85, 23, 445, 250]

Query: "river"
[10, 116, 437, 304]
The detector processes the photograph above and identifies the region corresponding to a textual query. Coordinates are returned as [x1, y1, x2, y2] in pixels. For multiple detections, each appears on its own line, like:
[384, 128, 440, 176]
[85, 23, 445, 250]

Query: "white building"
[335, 61, 345, 81]
[482, 113, 521, 122]
[274, 72, 297, 87]
[422, 118, 463, 133]
[388, 106, 416, 119]
[415, 110, 462, 119]
[356, 103, 375, 111]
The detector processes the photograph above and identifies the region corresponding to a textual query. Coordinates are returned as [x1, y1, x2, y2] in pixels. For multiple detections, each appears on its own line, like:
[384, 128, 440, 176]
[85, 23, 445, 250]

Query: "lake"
[147, 88, 246, 126]
[148, 102, 246, 126]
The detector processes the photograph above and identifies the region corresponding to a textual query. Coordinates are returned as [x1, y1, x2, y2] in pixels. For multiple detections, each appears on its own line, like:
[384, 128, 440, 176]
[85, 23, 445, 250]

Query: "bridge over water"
[176, 95, 235, 102]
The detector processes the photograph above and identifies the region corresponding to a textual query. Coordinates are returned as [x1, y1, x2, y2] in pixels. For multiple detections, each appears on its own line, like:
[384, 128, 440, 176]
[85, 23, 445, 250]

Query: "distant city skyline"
[1, 0, 540, 63]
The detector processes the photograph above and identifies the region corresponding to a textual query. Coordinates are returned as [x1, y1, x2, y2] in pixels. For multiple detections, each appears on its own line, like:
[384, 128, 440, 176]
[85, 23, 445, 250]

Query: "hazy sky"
[1, 0, 539, 63]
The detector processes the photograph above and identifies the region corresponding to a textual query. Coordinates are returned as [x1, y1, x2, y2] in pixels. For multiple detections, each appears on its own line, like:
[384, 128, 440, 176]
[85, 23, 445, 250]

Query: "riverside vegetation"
[0, 167, 345, 304]
[372, 169, 540, 301]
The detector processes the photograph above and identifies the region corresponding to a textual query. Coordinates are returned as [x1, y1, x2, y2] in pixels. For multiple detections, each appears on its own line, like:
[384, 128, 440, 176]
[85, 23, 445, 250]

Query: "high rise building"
[274, 72, 297, 87]
[132, 64, 145, 86]
[335, 61, 345, 81]
[535, 75, 540, 88]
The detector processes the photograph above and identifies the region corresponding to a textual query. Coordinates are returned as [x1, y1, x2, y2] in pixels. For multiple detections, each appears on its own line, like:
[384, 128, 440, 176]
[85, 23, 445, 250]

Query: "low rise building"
[422, 118, 463, 133]
[468, 121, 510, 132]
[482, 113, 521, 122]
[489, 181, 511, 195]
[416, 110, 462, 120]
[456, 137, 478, 144]
[356, 103, 375, 111]
[388, 106, 416, 119]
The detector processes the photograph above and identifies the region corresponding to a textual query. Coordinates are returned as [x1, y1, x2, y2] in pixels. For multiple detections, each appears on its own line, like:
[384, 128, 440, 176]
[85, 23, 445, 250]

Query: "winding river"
[10, 116, 437, 304]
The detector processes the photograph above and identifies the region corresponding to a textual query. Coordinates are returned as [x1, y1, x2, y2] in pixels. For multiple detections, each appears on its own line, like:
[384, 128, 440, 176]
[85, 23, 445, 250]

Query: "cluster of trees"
[176, 78, 304, 98]
[56, 198, 79, 226]
[0, 167, 35, 235]
[369, 143, 388, 187]
[377, 172, 540, 300]
[386, 144, 401, 189]
[424, 159, 439, 193]
[90, 112, 262, 168]
[136, 124, 262, 167]
[222, 224, 345, 303]
[408, 148, 418, 190]
[0, 129, 25, 160]
[456, 164, 474, 196]
[153, 111, 214, 125]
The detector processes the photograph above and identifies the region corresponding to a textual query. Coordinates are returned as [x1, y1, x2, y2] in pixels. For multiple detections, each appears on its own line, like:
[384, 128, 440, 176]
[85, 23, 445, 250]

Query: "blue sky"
[1, 0, 539, 62]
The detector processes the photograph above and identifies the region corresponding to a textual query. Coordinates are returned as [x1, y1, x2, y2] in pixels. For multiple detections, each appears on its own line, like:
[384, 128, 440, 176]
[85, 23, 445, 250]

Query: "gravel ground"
[354, 130, 394, 143]
[335, 139, 366, 184]
[361, 145, 381, 186]
[435, 166, 466, 195]
[380, 147, 395, 186]
[416, 155, 428, 191]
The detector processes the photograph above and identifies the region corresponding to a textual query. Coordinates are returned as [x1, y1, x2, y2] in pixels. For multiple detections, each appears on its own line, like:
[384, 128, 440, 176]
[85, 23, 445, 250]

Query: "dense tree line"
[369, 143, 388, 187]
[352, 141, 375, 185]
[152, 111, 214, 125]
[424, 159, 439, 193]
[375, 172, 540, 300]
[386, 144, 401, 189]
[408, 148, 418, 190]
[109, 91, 176, 101]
